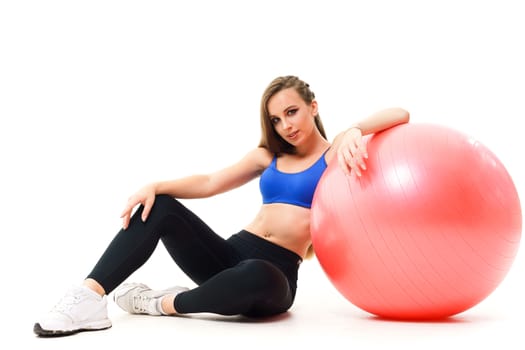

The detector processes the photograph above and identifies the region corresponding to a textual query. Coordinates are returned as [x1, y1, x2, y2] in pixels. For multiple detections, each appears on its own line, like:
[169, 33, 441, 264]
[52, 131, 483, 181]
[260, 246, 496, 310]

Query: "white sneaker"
[34, 285, 112, 337]
[113, 282, 189, 315]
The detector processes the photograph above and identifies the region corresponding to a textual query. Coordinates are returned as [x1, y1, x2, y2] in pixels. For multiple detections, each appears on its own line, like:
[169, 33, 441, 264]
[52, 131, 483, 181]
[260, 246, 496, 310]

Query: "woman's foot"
[113, 283, 188, 315]
[34, 285, 111, 337]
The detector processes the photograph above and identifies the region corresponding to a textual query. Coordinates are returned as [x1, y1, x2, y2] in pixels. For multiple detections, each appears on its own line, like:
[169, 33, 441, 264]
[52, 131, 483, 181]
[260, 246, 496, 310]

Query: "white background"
[1, 1, 523, 348]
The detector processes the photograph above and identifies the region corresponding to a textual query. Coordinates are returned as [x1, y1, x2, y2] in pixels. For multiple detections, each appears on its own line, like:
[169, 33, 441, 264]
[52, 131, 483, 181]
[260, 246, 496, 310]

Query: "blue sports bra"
[259, 150, 329, 209]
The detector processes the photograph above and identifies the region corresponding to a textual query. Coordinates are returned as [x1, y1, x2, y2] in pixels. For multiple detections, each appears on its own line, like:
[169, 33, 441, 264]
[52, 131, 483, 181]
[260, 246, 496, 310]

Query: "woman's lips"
[287, 130, 299, 139]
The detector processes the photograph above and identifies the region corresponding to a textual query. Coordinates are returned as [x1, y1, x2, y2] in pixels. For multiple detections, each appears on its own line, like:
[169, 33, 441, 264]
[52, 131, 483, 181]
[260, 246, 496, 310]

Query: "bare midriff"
[244, 203, 311, 258]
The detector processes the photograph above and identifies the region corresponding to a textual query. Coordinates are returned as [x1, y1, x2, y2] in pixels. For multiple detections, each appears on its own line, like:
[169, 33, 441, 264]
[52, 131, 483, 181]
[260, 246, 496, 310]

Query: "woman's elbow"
[395, 107, 410, 124]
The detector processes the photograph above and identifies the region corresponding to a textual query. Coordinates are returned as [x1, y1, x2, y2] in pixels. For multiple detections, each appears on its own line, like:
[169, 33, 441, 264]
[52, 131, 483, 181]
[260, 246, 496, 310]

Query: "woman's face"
[267, 88, 318, 148]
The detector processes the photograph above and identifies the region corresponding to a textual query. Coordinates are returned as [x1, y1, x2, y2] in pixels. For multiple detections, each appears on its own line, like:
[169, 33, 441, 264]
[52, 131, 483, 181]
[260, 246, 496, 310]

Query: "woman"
[34, 75, 409, 336]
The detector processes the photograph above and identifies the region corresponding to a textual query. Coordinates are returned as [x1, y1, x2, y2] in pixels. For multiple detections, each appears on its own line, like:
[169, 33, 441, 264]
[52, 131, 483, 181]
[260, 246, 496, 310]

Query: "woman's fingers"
[337, 149, 352, 176]
[122, 213, 131, 230]
[141, 195, 155, 222]
[120, 196, 141, 229]
[337, 138, 368, 177]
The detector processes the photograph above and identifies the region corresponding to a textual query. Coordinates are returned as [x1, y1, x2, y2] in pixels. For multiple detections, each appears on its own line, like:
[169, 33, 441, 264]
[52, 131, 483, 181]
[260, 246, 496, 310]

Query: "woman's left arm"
[330, 107, 410, 176]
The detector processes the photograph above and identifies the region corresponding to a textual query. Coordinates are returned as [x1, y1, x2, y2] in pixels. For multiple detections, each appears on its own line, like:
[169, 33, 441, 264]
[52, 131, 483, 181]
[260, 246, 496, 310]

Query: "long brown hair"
[258, 75, 327, 155]
[258, 76, 326, 259]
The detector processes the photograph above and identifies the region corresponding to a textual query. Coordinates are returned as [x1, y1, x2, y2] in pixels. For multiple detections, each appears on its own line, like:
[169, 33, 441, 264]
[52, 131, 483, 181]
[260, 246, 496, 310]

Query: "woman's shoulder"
[242, 147, 274, 172]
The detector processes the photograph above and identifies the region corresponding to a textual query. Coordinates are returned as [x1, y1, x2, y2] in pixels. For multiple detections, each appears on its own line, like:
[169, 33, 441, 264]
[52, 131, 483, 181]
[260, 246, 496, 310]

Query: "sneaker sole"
[33, 320, 112, 337]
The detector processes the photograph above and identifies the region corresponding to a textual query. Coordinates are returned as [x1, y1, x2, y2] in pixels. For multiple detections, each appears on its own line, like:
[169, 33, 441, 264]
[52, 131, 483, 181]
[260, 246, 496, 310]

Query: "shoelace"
[52, 289, 83, 313]
[132, 294, 155, 314]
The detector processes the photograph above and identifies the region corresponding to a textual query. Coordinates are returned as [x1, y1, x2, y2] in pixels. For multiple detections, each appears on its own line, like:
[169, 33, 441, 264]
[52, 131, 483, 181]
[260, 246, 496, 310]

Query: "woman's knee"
[153, 194, 178, 208]
[131, 195, 182, 227]
[147, 195, 183, 217]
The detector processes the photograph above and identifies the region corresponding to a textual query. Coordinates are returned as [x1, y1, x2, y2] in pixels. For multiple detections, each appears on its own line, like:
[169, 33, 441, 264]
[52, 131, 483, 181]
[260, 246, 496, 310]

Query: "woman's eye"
[271, 117, 280, 124]
[287, 109, 298, 116]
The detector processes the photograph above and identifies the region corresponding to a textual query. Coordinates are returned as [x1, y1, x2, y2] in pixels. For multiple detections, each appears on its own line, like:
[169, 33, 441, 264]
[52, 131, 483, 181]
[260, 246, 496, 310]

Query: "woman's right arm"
[120, 147, 272, 229]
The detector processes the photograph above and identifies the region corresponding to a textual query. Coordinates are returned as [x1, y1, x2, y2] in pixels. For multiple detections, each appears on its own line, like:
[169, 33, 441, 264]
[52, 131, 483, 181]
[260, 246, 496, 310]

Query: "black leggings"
[87, 195, 302, 318]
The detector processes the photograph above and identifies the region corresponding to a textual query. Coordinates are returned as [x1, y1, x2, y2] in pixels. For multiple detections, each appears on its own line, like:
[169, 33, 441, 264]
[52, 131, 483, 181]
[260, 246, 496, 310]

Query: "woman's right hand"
[120, 183, 157, 230]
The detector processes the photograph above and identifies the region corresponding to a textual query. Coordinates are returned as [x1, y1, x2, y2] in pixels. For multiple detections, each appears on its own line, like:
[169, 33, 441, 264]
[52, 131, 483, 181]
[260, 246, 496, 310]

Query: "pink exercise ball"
[311, 123, 522, 320]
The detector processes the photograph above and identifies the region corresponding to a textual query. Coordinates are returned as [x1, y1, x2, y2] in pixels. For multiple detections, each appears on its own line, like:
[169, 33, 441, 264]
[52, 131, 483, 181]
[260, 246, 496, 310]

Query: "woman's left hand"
[337, 127, 368, 177]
